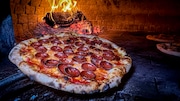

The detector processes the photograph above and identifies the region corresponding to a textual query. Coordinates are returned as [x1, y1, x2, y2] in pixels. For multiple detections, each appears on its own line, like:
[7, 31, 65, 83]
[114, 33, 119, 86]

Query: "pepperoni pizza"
[8, 32, 132, 94]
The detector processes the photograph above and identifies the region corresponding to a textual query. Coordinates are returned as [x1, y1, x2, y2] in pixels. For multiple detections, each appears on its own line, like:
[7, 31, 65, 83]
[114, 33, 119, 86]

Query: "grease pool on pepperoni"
[100, 61, 113, 70]
[77, 46, 88, 52]
[75, 51, 88, 56]
[82, 63, 97, 71]
[73, 55, 87, 63]
[38, 39, 49, 44]
[49, 37, 61, 44]
[63, 46, 74, 55]
[58, 64, 80, 77]
[31, 42, 42, 48]
[80, 71, 96, 80]
[51, 46, 62, 52]
[41, 59, 59, 68]
[90, 54, 103, 67]
[103, 50, 115, 60]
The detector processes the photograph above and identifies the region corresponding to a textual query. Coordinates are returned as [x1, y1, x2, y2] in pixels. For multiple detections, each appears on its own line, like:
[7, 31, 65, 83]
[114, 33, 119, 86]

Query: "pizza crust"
[146, 34, 175, 42]
[156, 43, 180, 57]
[8, 32, 132, 94]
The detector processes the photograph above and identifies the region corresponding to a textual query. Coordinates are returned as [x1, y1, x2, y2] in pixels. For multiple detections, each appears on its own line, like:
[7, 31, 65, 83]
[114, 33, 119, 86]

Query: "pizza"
[146, 34, 175, 42]
[156, 42, 180, 57]
[8, 32, 132, 94]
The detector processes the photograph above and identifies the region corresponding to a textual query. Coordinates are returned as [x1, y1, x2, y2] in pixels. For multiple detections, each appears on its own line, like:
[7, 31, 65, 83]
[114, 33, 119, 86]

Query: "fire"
[48, 0, 77, 13]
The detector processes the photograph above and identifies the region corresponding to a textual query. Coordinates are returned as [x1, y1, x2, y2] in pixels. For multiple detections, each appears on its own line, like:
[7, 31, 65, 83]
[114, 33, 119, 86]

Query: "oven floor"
[0, 31, 180, 101]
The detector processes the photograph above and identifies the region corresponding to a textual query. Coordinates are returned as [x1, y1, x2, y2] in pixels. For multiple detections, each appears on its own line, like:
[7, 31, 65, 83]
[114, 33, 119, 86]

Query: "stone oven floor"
[0, 31, 180, 101]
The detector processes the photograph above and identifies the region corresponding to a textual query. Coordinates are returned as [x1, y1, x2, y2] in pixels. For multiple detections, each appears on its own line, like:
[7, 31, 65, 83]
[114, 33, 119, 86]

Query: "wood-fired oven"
[0, 0, 180, 100]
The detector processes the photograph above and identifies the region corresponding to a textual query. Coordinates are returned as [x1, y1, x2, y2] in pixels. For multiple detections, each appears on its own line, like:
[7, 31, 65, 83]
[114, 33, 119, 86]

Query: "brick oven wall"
[10, 0, 180, 41]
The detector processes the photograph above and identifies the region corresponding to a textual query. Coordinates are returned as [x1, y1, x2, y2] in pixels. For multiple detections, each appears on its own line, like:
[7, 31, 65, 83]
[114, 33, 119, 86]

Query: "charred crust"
[58, 84, 62, 89]
[89, 89, 100, 94]
[80, 89, 100, 94]
[63, 76, 70, 81]
[48, 82, 55, 87]
[102, 83, 110, 92]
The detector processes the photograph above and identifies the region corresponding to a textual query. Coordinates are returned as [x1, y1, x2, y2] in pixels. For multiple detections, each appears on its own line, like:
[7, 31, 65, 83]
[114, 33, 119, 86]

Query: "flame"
[48, 0, 77, 13]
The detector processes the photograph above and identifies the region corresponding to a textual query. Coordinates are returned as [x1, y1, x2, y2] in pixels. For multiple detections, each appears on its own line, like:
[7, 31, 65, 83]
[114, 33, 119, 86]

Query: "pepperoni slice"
[82, 63, 97, 71]
[90, 54, 103, 67]
[59, 58, 73, 65]
[91, 54, 103, 60]
[51, 46, 62, 52]
[86, 40, 95, 45]
[38, 39, 49, 44]
[42, 59, 59, 67]
[58, 64, 80, 77]
[69, 37, 78, 42]
[91, 58, 101, 67]
[52, 39, 61, 44]
[73, 55, 87, 63]
[79, 37, 89, 42]
[64, 46, 72, 50]
[63, 46, 74, 55]
[103, 50, 115, 60]
[65, 67, 80, 77]
[75, 42, 84, 47]
[77, 47, 88, 52]
[31, 42, 42, 48]
[58, 64, 68, 75]
[76, 51, 87, 56]
[54, 52, 68, 58]
[93, 39, 102, 45]
[100, 61, 113, 70]
[49, 37, 61, 44]
[35, 46, 47, 53]
[102, 43, 113, 49]
[35, 52, 49, 58]
[63, 49, 74, 55]
[80, 71, 96, 80]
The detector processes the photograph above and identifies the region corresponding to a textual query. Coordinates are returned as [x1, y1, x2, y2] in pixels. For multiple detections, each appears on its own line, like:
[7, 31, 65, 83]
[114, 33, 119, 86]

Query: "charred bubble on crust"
[48, 82, 55, 87]
[58, 84, 62, 89]
[63, 76, 70, 81]
[89, 89, 100, 94]
[102, 83, 110, 92]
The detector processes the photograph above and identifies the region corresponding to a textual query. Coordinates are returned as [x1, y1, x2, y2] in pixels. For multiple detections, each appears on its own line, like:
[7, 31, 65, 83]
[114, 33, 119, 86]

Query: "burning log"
[43, 11, 86, 28]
